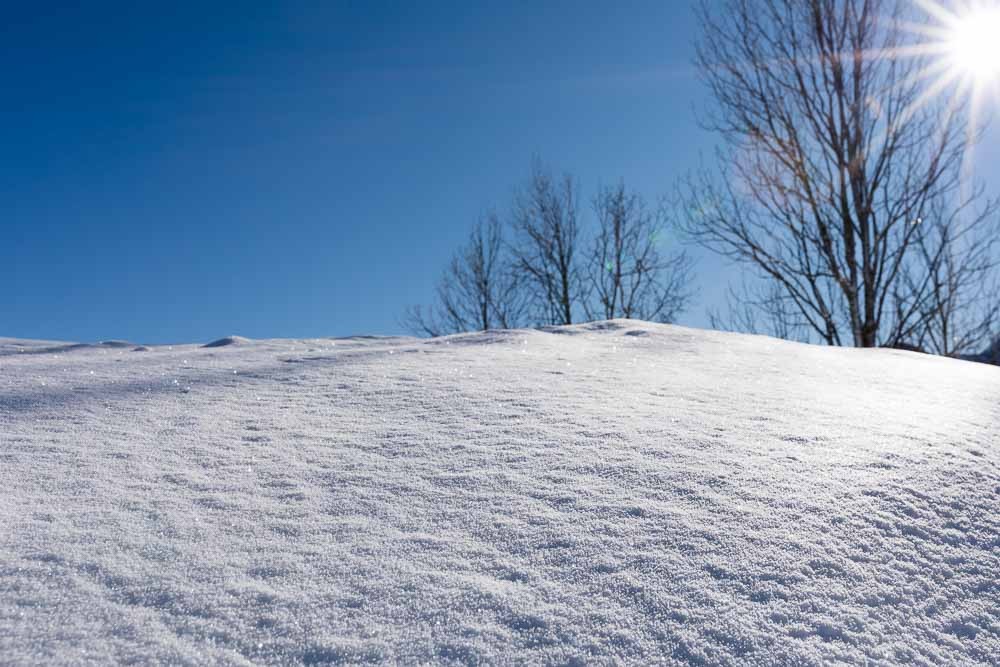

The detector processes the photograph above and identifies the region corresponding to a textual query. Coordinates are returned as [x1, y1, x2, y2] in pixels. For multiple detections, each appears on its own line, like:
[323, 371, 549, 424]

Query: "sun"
[908, 1, 1000, 98]
[946, 6, 1000, 84]
[904, 1, 1000, 137]
[896, 1, 1000, 193]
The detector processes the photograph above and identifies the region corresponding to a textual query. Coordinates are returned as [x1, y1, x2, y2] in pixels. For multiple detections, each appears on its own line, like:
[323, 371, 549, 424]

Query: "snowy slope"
[1, 321, 998, 665]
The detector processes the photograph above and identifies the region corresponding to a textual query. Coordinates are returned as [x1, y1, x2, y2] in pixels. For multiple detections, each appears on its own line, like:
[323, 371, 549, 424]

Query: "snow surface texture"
[1, 321, 998, 665]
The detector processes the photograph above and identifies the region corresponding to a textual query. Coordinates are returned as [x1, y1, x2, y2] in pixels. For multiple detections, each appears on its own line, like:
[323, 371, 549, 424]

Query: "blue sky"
[3, 1, 997, 343]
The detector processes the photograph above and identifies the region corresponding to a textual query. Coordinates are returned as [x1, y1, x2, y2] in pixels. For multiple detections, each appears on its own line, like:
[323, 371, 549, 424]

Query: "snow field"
[0, 322, 998, 664]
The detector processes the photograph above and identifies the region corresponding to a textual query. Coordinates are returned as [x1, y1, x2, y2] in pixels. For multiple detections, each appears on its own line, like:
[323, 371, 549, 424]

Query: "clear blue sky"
[3, 1, 997, 343]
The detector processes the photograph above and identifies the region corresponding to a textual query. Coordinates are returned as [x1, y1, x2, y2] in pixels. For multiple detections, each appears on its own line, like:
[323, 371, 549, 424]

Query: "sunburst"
[945, 8, 1000, 83]
[913, 1, 1000, 91]
[894, 1, 1000, 190]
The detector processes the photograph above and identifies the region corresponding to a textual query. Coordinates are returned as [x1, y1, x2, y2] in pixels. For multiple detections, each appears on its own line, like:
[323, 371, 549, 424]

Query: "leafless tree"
[708, 279, 813, 342]
[510, 162, 584, 325]
[899, 203, 1000, 356]
[403, 215, 528, 336]
[682, 0, 1000, 349]
[585, 183, 693, 322]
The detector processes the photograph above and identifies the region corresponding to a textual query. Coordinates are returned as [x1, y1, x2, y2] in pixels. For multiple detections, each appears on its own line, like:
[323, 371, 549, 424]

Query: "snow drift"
[1, 321, 998, 664]
[203, 335, 252, 348]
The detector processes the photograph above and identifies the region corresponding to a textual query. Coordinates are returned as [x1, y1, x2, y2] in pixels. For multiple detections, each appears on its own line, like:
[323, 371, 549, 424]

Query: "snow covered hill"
[1, 321, 998, 665]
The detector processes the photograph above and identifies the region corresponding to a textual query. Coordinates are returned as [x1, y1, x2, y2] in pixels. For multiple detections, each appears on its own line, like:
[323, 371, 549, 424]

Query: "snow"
[203, 336, 253, 348]
[1, 320, 998, 664]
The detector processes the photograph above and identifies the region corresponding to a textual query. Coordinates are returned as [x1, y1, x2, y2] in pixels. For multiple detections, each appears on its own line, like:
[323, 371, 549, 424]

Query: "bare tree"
[585, 183, 693, 323]
[682, 0, 999, 348]
[510, 162, 583, 325]
[901, 206, 1000, 356]
[708, 279, 813, 342]
[403, 215, 528, 336]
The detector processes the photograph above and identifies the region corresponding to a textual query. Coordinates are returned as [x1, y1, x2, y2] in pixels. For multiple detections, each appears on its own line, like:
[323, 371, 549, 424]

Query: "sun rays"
[911, 1, 1000, 103]
[946, 9, 1000, 82]
[885, 1, 1000, 193]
